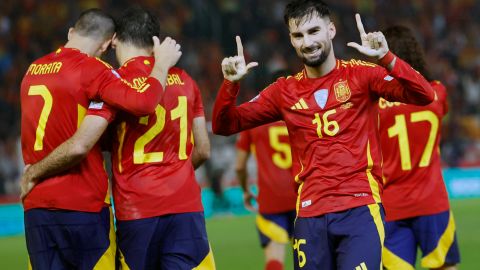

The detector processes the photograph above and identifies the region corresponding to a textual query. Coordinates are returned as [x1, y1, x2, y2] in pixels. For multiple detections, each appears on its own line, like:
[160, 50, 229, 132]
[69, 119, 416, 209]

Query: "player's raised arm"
[347, 14, 389, 62]
[150, 36, 182, 89]
[348, 14, 434, 105]
[95, 36, 182, 116]
[222, 36, 258, 82]
[212, 37, 281, 136]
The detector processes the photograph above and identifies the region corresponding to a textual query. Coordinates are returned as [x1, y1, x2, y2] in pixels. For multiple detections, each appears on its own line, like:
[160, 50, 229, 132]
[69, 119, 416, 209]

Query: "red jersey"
[236, 122, 297, 214]
[111, 56, 205, 220]
[213, 56, 434, 218]
[379, 81, 450, 221]
[21, 47, 163, 212]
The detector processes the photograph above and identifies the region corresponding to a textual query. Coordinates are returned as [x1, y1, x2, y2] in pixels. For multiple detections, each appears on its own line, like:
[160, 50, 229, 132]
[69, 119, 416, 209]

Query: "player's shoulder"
[430, 80, 447, 101]
[169, 66, 191, 79]
[339, 58, 378, 70]
[282, 70, 304, 83]
[24, 48, 80, 77]
[118, 57, 153, 77]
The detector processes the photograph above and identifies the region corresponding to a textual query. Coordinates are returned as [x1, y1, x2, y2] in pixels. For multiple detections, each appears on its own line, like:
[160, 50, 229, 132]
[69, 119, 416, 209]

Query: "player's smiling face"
[288, 12, 336, 67]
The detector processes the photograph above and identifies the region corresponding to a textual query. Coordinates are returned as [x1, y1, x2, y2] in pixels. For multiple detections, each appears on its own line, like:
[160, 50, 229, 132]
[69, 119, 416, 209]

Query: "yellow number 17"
[387, 110, 439, 170]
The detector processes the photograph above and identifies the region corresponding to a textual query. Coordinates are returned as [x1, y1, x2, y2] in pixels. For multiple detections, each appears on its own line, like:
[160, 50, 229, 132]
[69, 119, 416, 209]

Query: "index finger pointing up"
[355, 13, 366, 36]
[236, 35, 244, 57]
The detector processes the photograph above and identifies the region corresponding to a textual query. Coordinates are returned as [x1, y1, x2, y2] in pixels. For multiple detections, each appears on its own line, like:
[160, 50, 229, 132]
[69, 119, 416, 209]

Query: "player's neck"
[64, 37, 102, 57]
[304, 52, 336, 78]
[117, 45, 152, 66]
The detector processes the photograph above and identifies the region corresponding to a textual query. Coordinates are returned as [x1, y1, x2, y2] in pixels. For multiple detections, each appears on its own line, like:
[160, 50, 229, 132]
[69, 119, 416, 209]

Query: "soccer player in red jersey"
[379, 26, 460, 270]
[236, 121, 297, 270]
[212, 0, 435, 269]
[105, 7, 214, 269]
[20, 9, 181, 269]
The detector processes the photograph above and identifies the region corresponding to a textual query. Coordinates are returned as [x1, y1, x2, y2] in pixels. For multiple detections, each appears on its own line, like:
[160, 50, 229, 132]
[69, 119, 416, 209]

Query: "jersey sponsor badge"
[88, 101, 104, 109]
[334, 80, 351, 102]
[314, 89, 329, 109]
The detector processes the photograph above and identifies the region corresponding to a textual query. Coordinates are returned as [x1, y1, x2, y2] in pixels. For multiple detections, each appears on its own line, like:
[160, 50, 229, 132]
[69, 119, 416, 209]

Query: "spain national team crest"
[334, 80, 351, 102]
[314, 89, 329, 109]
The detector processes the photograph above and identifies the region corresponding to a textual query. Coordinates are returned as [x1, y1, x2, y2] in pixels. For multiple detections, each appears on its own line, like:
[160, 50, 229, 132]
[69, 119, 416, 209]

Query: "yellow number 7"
[28, 85, 53, 151]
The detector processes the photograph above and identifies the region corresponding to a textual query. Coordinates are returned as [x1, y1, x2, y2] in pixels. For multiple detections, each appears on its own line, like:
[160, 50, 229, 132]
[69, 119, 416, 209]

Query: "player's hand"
[243, 191, 257, 212]
[153, 36, 182, 69]
[20, 165, 35, 202]
[347, 14, 389, 60]
[222, 36, 258, 82]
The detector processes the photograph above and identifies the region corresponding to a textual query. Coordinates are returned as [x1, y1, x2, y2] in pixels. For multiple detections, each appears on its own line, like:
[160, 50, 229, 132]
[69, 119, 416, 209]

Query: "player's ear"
[111, 33, 118, 49]
[99, 38, 112, 55]
[67, 27, 74, 41]
[328, 21, 336, 40]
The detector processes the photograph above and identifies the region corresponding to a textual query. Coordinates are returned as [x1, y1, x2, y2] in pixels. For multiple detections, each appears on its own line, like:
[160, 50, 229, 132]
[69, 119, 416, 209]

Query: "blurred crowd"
[0, 0, 479, 195]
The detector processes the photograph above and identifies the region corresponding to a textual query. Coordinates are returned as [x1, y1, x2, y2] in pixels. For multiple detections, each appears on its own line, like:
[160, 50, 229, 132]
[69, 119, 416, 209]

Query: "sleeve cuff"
[222, 79, 240, 97]
[378, 51, 396, 68]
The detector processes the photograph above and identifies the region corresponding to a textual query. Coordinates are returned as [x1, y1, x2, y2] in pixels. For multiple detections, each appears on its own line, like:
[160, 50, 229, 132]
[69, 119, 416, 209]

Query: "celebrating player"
[212, 0, 435, 269]
[108, 7, 214, 269]
[235, 119, 297, 270]
[379, 25, 460, 270]
[20, 9, 181, 269]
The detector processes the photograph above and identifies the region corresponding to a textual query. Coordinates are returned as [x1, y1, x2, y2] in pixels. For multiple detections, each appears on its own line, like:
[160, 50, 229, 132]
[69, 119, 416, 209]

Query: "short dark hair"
[383, 25, 432, 81]
[115, 6, 160, 48]
[74, 9, 115, 40]
[284, 0, 331, 25]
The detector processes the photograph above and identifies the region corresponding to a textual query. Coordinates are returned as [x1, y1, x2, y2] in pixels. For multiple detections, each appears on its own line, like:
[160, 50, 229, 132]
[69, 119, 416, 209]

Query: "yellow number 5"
[268, 126, 292, 169]
[28, 85, 53, 151]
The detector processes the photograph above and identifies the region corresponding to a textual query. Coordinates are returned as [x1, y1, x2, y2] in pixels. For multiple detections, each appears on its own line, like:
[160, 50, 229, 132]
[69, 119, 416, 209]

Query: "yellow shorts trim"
[256, 214, 290, 244]
[93, 207, 117, 270]
[421, 211, 456, 268]
[193, 245, 216, 270]
[382, 247, 415, 270]
[368, 204, 385, 269]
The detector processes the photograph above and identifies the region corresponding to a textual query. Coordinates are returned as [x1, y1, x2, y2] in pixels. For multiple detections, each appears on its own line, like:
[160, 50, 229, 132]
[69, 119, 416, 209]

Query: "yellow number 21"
[133, 96, 188, 164]
[28, 85, 53, 151]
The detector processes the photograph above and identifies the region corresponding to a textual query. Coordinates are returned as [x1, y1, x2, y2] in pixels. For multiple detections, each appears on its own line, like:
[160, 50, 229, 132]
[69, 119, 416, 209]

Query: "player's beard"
[299, 42, 331, 67]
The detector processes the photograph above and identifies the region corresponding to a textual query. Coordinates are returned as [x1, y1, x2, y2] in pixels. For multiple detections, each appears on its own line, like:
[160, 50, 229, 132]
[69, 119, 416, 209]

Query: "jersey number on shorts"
[268, 126, 292, 169]
[133, 96, 188, 164]
[28, 85, 53, 151]
[293, 238, 307, 268]
[388, 110, 439, 170]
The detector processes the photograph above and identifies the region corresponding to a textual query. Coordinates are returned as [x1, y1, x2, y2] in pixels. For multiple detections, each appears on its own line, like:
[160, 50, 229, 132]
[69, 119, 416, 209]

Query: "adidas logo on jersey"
[291, 98, 309, 110]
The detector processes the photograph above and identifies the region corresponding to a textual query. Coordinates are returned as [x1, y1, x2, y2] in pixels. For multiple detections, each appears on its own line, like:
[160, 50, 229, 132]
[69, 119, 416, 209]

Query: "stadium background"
[0, 0, 479, 269]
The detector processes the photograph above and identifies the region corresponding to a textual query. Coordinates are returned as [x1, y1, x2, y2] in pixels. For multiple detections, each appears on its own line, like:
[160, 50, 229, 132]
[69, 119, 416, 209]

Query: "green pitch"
[1, 199, 478, 269]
